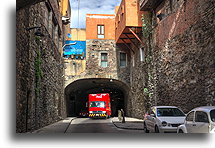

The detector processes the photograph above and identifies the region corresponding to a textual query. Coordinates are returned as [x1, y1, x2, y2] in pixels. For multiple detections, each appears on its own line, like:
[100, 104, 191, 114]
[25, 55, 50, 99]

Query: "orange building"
[115, 0, 143, 44]
[86, 14, 115, 40]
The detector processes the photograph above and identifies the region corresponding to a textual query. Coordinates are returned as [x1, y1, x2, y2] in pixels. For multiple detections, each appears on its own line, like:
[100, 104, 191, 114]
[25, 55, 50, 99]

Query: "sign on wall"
[63, 40, 86, 59]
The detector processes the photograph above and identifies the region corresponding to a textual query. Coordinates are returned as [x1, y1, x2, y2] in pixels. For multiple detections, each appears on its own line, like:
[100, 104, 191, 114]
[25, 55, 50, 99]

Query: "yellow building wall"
[60, 0, 71, 55]
[64, 59, 86, 77]
[60, 0, 70, 16]
[64, 28, 87, 84]
[71, 28, 86, 41]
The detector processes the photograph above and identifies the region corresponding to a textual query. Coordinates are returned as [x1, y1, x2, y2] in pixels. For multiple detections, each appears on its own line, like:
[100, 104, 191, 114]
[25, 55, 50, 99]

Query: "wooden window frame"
[97, 25, 105, 39]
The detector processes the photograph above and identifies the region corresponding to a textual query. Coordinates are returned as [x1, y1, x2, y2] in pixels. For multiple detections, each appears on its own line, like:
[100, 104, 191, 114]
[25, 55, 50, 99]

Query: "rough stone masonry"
[16, 2, 66, 133]
[152, 0, 215, 113]
[126, 0, 215, 119]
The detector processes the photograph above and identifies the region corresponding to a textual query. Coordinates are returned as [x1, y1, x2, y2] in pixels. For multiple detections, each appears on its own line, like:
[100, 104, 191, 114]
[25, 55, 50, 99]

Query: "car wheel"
[155, 125, 160, 133]
[179, 129, 184, 133]
[144, 122, 149, 133]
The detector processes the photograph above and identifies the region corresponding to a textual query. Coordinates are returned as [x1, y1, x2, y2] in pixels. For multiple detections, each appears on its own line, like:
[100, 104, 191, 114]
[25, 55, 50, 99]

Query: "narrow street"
[66, 118, 120, 133]
[16, 0, 215, 135]
[33, 117, 145, 133]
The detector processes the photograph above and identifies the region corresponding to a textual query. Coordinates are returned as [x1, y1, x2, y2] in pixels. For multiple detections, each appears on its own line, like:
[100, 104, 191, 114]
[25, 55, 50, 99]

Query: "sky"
[69, 0, 122, 28]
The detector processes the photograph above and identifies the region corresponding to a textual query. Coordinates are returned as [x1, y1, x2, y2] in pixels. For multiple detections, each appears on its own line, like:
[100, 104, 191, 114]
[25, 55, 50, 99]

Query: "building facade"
[112, 0, 215, 118]
[64, 14, 130, 117]
[138, 0, 215, 114]
[85, 14, 118, 80]
[16, 0, 70, 133]
[63, 28, 87, 87]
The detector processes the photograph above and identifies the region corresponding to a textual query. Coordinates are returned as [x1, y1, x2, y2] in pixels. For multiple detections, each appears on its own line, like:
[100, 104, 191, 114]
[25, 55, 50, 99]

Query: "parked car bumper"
[159, 126, 178, 133]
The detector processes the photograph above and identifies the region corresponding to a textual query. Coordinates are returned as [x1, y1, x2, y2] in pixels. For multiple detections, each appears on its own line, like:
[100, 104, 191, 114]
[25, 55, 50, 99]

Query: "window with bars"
[120, 52, 127, 67]
[97, 25, 105, 39]
[101, 53, 108, 67]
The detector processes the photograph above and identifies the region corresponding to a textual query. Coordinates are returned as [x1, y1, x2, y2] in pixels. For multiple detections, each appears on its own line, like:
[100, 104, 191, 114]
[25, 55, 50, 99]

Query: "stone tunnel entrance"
[65, 78, 129, 117]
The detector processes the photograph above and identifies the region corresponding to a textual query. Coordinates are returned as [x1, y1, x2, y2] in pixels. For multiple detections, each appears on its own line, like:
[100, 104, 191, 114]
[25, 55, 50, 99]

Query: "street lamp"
[26, 26, 45, 37]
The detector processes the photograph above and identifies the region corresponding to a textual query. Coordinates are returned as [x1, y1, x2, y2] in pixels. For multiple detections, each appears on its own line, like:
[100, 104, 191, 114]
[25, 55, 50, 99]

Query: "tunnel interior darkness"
[65, 78, 129, 117]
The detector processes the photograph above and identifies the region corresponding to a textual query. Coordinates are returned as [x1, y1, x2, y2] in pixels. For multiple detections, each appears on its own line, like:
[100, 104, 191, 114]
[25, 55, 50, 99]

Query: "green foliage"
[35, 49, 43, 97]
[145, 55, 153, 64]
[35, 50, 43, 79]
[35, 36, 41, 45]
[144, 87, 154, 97]
[141, 13, 152, 39]
[144, 88, 149, 93]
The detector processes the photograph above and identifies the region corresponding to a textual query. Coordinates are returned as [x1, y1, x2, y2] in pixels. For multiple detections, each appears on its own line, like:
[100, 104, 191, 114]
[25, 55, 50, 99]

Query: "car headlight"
[89, 111, 93, 113]
[102, 111, 106, 113]
[162, 121, 167, 127]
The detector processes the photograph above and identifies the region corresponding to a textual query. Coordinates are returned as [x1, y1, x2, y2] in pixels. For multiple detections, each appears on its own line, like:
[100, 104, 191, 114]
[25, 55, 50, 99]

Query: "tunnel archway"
[64, 78, 130, 117]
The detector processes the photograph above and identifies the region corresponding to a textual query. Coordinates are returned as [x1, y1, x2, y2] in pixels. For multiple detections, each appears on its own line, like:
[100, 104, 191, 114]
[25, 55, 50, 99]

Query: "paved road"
[33, 117, 145, 133]
[65, 118, 144, 133]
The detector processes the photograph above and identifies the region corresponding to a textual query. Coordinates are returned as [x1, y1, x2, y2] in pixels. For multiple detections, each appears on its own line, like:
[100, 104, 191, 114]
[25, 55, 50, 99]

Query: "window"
[132, 55, 135, 67]
[90, 101, 105, 108]
[118, 14, 121, 23]
[156, 108, 185, 117]
[101, 53, 108, 67]
[140, 47, 145, 62]
[120, 52, 127, 67]
[186, 111, 194, 121]
[121, 5, 125, 13]
[97, 25, 104, 38]
[195, 111, 209, 123]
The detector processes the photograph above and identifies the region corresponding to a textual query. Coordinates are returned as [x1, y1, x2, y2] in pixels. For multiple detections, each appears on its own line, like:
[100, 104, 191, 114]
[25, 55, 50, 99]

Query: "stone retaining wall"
[16, 2, 66, 133]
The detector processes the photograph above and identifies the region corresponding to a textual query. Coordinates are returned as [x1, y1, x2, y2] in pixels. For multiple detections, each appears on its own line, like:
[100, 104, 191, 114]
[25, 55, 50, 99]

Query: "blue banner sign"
[63, 40, 86, 59]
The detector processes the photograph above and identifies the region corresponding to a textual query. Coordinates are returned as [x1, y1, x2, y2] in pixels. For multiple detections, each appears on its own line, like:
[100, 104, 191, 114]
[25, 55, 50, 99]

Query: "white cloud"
[70, 0, 122, 28]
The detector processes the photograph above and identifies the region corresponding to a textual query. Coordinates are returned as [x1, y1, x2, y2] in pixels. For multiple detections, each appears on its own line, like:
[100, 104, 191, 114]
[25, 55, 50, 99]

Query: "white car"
[177, 106, 215, 133]
[143, 106, 186, 133]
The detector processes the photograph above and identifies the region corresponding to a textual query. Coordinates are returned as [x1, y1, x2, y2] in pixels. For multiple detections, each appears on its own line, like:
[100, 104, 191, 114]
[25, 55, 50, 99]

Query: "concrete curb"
[111, 119, 144, 130]
[30, 117, 77, 133]
[64, 117, 77, 133]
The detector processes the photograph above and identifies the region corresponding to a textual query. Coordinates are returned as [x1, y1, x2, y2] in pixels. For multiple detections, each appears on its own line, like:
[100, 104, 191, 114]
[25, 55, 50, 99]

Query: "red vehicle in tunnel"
[88, 93, 111, 118]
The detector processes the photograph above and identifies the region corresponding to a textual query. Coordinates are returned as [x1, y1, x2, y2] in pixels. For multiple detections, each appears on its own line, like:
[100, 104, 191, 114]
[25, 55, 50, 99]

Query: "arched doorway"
[64, 78, 129, 117]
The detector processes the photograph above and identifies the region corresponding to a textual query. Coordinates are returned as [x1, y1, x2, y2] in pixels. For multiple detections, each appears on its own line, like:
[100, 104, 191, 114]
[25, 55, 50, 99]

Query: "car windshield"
[210, 109, 215, 122]
[157, 108, 185, 117]
[90, 101, 105, 108]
